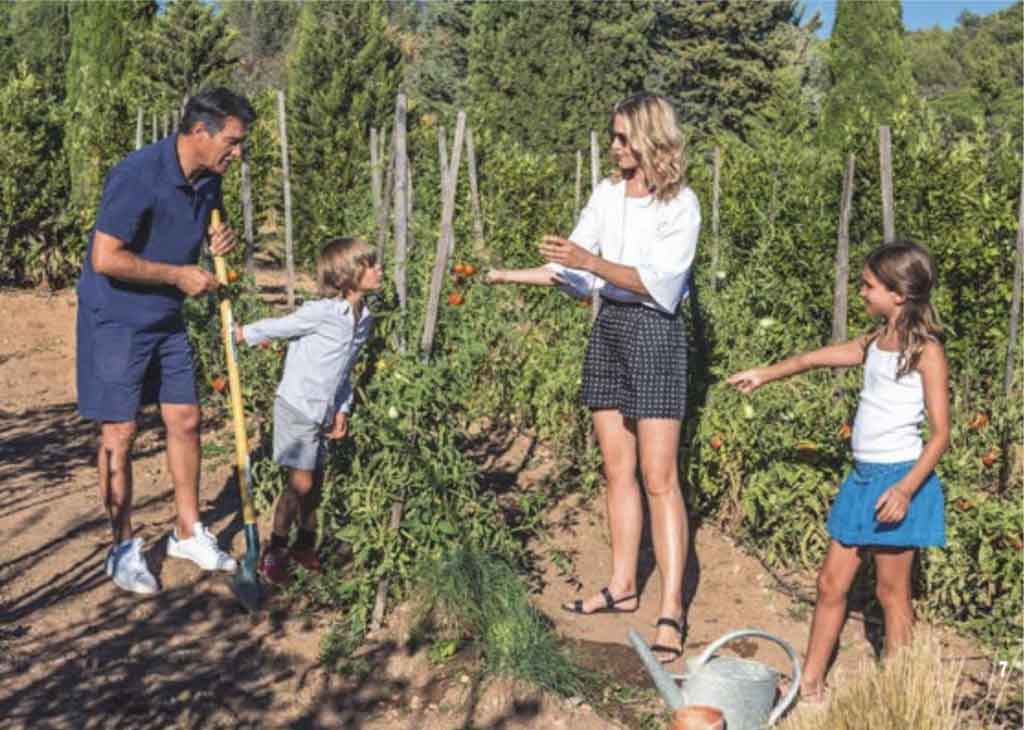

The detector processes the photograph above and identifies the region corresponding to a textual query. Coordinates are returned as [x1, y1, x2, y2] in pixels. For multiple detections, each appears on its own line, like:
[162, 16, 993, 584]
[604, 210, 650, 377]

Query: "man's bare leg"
[162, 403, 202, 539]
[98, 420, 138, 542]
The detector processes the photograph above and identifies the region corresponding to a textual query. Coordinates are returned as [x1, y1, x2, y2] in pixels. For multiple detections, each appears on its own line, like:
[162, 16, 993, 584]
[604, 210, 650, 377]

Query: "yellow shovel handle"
[211, 209, 256, 526]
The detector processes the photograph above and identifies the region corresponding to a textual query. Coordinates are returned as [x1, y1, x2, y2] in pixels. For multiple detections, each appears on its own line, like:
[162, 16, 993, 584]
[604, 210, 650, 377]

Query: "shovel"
[210, 208, 262, 612]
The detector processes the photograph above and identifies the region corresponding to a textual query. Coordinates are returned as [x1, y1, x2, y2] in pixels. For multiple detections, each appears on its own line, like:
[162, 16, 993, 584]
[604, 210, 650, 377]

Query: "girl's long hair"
[864, 241, 944, 378]
[609, 93, 686, 202]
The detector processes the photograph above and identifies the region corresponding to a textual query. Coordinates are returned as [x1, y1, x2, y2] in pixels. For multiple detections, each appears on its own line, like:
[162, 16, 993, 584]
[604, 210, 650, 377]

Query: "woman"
[486, 93, 700, 661]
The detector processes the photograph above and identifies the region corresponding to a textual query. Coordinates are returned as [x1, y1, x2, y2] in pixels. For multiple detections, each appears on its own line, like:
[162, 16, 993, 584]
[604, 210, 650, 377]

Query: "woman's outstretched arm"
[486, 267, 561, 286]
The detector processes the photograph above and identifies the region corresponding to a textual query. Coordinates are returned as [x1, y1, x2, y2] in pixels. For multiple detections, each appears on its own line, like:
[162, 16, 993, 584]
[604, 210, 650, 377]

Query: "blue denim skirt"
[826, 460, 946, 548]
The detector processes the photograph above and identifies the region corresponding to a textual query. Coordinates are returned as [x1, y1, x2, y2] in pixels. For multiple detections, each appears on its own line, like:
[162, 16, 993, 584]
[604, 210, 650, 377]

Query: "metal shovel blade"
[228, 524, 262, 612]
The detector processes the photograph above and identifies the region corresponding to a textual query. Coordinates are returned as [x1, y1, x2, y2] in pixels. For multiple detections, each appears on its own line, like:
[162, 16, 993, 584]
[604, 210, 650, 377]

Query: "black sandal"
[650, 617, 686, 663]
[562, 586, 639, 615]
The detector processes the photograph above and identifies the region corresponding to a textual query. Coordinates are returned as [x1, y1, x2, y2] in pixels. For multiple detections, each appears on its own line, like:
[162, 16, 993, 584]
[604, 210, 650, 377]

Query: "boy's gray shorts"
[273, 397, 326, 471]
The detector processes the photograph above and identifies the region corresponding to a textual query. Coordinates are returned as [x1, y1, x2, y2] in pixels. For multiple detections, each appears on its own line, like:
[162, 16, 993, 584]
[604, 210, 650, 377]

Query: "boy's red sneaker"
[259, 547, 291, 585]
[289, 547, 321, 573]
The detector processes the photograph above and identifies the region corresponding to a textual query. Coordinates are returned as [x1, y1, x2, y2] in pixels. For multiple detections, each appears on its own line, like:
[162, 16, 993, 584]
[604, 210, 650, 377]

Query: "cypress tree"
[652, 0, 801, 137]
[141, 0, 238, 104]
[0, 1, 72, 97]
[65, 1, 154, 214]
[287, 0, 402, 256]
[221, 0, 301, 92]
[466, 0, 655, 155]
[821, 0, 917, 147]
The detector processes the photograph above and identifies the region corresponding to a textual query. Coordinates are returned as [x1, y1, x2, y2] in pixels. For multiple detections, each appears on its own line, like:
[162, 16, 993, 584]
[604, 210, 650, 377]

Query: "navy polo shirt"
[77, 134, 222, 330]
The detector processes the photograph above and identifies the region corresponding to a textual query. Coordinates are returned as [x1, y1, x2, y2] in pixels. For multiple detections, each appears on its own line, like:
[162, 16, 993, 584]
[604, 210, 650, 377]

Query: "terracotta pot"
[670, 704, 725, 730]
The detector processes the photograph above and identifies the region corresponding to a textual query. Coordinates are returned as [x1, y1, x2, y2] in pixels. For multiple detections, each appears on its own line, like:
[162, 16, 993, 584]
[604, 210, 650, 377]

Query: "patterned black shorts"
[581, 298, 688, 420]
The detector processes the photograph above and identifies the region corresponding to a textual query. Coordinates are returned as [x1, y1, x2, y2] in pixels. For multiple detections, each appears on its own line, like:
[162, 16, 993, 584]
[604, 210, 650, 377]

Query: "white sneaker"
[105, 538, 159, 595]
[166, 522, 238, 572]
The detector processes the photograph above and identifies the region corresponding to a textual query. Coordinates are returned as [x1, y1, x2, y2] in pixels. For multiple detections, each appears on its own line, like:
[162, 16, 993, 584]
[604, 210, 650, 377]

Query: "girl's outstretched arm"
[875, 340, 951, 522]
[728, 336, 868, 393]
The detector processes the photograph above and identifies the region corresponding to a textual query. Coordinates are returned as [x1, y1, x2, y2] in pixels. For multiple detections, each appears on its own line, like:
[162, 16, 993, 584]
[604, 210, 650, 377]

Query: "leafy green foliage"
[221, 0, 300, 92]
[466, 1, 654, 155]
[652, 0, 803, 136]
[906, 2, 1023, 140]
[0, 0, 72, 98]
[0, 67, 71, 287]
[65, 0, 154, 213]
[821, 0, 918, 147]
[286, 0, 402, 259]
[138, 0, 238, 103]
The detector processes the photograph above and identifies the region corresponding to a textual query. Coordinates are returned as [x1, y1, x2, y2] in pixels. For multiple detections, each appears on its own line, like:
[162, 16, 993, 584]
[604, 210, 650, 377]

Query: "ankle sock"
[269, 532, 289, 552]
[293, 528, 316, 551]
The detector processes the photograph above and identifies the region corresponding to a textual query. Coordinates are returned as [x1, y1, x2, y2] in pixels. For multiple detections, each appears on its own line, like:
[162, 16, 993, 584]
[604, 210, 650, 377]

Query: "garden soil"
[0, 277, 1002, 729]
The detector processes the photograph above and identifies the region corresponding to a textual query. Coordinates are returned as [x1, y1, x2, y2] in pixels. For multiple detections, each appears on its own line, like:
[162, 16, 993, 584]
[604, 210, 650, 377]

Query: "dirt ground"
[0, 278, 1010, 729]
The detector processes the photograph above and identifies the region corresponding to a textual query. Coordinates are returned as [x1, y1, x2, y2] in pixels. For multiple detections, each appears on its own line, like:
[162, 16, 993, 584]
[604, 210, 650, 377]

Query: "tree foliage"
[466, 0, 654, 155]
[65, 0, 154, 214]
[221, 0, 301, 93]
[139, 0, 238, 105]
[0, 0, 72, 97]
[286, 0, 402, 256]
[652, 0, 803, 136]
[821, 0, 918, 148]
[906, 2, 1023, 140]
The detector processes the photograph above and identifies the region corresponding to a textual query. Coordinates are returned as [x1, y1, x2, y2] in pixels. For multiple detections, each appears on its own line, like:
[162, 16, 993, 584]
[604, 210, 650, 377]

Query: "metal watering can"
[628, 628, 801, 730]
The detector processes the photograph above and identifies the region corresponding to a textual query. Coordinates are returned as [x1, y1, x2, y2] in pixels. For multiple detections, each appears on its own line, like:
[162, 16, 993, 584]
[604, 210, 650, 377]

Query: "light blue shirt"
[242, 298, 373, 425]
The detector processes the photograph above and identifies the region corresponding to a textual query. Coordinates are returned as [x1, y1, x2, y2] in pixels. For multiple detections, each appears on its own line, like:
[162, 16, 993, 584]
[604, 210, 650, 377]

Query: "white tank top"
[852, 341, 925, 463]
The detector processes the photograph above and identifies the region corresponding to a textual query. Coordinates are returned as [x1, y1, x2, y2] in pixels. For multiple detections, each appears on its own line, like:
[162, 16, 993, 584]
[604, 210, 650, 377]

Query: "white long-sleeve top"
[241, 298, 373, 425]
[547, 178, 701, 314]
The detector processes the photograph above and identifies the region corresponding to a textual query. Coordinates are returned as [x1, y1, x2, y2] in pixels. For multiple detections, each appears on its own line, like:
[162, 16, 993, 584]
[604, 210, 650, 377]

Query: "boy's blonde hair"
[609, 93, 687, 202]
[317, 237, 377, 297]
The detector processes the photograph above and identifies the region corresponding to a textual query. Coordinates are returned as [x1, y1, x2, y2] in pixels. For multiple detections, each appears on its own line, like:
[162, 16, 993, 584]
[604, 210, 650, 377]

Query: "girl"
[235, 237, 382, 584]
[728, 241, 949, 702]
[486, 93, 700, 662]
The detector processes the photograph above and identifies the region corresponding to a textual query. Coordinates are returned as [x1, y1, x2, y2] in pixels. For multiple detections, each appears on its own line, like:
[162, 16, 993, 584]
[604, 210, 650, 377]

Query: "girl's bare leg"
[802, 540, 863, 696]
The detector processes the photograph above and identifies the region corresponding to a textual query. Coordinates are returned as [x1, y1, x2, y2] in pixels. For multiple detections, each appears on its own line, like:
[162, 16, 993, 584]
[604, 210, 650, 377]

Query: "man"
[76, 88, 255, 594]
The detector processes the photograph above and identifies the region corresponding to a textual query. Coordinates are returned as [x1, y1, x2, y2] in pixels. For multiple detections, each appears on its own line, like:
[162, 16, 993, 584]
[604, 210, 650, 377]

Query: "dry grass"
[779, 630, 1014, 730]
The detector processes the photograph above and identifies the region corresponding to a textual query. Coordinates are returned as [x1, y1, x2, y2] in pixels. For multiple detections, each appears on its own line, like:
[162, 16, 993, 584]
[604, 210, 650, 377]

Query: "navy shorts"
[76, 306, 198, 422]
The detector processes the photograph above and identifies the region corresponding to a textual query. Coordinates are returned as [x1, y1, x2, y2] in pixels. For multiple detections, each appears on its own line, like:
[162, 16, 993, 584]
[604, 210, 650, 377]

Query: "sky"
[804, 0, 1019, 37]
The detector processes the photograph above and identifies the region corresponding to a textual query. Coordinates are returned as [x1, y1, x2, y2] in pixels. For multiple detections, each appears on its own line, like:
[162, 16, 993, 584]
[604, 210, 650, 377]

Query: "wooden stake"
[393, 93, 409, 340]
[370, 127, 382, 226]
[377, 129, 395, 260]
[438, 126, 455, 260]
[369, 499, 404, 631]
[421, 112, 467, 358]
[832, 154, 856, 345]
[879, 126, 895, 244]
[136, 107, 144, 150]
[466, 127, 484, 251]
[241, 151, 255, 277]
[575, 149, 582, 220]
[710, 146, 722, 290]
[1006, 170, 1024, 396]
[276, 90, 295, 308]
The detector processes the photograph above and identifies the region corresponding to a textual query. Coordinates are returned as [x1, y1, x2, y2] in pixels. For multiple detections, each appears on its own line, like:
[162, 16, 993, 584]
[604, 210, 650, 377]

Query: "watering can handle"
[691, 628, 802, 727]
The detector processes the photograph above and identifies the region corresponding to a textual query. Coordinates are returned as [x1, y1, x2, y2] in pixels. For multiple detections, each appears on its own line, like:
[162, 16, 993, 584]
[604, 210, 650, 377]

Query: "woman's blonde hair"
[609, 93, 687, 202]
[863, 241, 944, 378]
[317, 237, 377, 297]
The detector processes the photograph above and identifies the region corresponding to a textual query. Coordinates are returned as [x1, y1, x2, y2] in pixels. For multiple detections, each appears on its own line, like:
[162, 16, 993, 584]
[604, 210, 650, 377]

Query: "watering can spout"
[628, 627, 685, 711]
